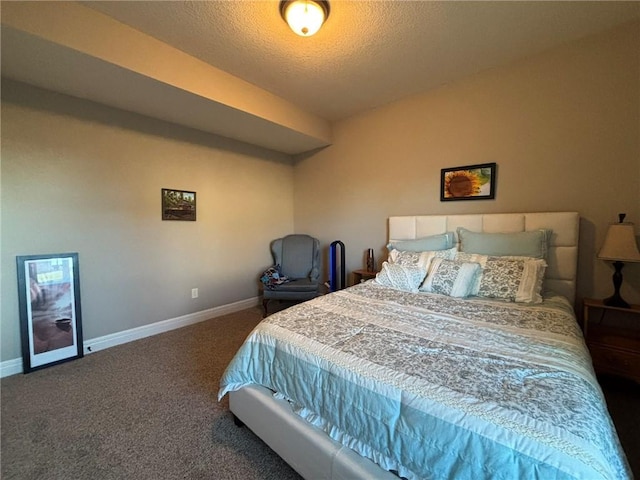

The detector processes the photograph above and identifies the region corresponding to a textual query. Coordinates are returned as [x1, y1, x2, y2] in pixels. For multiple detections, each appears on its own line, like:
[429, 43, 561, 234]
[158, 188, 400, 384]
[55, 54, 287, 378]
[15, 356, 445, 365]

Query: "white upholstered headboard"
[388, 212, 579, 304]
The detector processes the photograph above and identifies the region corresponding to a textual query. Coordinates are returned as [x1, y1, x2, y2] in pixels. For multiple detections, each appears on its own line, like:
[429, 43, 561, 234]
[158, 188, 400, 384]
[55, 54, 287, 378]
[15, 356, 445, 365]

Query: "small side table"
[352, 269, 377, 286]
[582, 298, 640, 383]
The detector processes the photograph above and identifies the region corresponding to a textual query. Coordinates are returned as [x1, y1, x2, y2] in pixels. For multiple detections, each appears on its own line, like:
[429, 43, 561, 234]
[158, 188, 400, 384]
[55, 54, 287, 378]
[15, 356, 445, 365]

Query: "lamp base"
[603, 293, 631, 309]
[603, 260, 632, 308]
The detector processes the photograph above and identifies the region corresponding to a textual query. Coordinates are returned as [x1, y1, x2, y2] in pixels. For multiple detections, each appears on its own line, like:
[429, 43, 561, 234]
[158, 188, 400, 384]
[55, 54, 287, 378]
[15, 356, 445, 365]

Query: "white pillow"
[422, 258, 481, 298]
[374, 262, 427, 293]
[455, 253, 547, 303]
[388, 247, 458, 291]
[388, 247, 457, 269]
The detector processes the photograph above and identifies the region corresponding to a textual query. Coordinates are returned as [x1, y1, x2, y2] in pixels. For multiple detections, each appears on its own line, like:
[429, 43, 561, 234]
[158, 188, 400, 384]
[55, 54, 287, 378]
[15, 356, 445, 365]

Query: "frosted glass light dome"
[281, 0, 329, 37]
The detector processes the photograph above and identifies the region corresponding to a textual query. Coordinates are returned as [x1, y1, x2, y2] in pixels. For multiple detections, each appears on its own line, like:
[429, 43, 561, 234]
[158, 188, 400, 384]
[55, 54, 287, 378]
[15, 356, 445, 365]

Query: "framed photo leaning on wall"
[16, 253, 83, 373]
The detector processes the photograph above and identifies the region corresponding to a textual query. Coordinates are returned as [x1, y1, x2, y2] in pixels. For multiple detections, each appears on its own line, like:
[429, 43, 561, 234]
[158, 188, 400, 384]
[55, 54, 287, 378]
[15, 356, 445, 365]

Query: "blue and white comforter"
[219, 282, 631, 480]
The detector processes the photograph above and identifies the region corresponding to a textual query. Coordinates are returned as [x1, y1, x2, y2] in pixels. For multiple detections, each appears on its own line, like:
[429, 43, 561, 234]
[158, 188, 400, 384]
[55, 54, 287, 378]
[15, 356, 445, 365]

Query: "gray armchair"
[261, 234, 321, 317]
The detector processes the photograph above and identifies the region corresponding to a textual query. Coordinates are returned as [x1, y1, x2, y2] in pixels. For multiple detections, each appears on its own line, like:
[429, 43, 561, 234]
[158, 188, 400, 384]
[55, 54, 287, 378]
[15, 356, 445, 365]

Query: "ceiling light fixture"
[279, 0, 330, 37]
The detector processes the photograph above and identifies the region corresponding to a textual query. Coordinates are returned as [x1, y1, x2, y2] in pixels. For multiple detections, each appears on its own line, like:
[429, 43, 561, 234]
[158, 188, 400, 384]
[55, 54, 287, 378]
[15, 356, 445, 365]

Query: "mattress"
[219, 282, 631, 479]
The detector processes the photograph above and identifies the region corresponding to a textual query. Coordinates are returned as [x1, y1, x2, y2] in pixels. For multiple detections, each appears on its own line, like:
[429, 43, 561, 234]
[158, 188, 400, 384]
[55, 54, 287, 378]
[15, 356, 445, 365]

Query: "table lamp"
[597, 213, 640, 308]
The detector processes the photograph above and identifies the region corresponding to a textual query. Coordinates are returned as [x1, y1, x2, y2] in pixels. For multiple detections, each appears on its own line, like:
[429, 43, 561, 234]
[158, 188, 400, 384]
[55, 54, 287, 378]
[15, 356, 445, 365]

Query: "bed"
[218, 212, 632, 480]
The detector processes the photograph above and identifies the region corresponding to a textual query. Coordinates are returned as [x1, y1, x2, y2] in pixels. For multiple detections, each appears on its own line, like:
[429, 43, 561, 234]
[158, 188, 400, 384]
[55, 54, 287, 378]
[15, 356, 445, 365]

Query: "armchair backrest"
[271, 234, 320, 281]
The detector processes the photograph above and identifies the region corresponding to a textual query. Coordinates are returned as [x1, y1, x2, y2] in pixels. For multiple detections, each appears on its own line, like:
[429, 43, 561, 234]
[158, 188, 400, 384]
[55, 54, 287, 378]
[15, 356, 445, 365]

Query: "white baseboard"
[1, 358, 23, 378]
[1, 296, 260, 378]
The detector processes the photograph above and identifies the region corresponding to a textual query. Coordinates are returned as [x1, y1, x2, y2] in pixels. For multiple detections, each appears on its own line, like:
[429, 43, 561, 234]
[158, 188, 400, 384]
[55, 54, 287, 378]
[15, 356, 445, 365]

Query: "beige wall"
[2, 21, 639, 364]
[294, 21, 640, 306]
[1, 80, 295, 362]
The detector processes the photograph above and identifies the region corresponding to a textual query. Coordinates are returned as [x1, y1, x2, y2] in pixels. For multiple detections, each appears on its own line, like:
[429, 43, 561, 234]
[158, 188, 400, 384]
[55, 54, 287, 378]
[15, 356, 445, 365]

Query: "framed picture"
[440, 162, 496, 201]
[16, 253, 83, 373]
[162, 188, 196, 221]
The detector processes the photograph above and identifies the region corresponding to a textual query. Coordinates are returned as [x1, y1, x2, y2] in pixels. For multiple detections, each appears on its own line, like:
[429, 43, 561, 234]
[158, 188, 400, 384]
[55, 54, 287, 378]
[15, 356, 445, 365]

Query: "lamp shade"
[280, 0, 329, 37]
[597, 222, 640, 262]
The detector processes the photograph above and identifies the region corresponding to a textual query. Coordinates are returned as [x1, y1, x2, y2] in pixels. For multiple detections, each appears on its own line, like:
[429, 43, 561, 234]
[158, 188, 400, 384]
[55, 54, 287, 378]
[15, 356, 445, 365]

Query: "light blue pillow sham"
[387, 232, 455, 252]
[457, 227, 552, 259]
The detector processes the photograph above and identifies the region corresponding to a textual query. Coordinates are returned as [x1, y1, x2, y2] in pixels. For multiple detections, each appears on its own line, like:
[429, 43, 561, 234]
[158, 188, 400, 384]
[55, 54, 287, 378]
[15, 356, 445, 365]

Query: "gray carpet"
[598, 374, 640, 477]
[1, 307, 301, 480]
[2, 306, 638, 479]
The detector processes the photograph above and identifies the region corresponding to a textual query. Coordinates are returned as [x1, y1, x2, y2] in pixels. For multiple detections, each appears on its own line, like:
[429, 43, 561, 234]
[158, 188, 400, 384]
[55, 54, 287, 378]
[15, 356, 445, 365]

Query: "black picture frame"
[162, 188, 196, 221]
[440, 162, 497, 201]
[16, 253, 83, 373]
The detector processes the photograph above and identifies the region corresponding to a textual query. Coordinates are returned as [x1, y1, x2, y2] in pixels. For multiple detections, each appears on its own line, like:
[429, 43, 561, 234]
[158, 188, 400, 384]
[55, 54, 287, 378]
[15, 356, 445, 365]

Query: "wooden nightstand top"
[583, 298, 640, 314]
[352, 269, 378, 276]
[352, 269, 378, 286]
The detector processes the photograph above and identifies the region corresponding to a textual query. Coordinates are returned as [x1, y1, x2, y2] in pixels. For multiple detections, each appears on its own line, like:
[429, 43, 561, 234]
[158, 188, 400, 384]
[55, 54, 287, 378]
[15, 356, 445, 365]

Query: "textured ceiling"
[84, 1, 640, 121]
[2, 1, 639, 154]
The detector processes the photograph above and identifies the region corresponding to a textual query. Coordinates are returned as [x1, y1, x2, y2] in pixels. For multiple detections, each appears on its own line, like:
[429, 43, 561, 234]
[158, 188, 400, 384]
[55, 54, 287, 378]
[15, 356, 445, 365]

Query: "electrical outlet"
[191, 288, 198, 299]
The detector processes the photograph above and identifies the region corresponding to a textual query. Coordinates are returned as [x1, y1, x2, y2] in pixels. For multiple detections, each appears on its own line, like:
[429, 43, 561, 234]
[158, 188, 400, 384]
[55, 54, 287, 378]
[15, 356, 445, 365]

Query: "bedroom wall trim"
[0, 296, 260, 378]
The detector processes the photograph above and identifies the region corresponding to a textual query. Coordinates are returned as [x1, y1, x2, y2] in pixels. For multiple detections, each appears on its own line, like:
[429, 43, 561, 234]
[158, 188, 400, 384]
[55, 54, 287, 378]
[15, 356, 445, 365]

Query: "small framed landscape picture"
[16, 253, 83, 373]
[440, 163, 496, 201]
[162, 188, 196, 221]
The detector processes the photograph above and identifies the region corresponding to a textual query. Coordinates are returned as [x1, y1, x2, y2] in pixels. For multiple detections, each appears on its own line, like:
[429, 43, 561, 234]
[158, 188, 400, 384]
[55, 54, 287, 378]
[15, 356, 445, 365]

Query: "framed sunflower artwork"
[440, 163, 496, 201]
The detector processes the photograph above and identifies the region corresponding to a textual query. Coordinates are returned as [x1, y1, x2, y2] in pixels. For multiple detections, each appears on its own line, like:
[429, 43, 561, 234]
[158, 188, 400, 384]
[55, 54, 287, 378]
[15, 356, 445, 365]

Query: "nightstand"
[583, 298, 640, 383]
[352, 269, 377, 286]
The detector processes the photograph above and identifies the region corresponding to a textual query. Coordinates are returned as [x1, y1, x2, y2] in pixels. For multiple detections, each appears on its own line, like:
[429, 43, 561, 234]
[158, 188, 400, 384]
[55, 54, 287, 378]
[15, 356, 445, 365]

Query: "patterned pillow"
[388, 247, 458, 291]
[455, 253, 547, 303]
[260, 265, 290, 290]
[374, 262, 427, 293]
[389, 247, 457, 269]
[422, 258, 481, 298]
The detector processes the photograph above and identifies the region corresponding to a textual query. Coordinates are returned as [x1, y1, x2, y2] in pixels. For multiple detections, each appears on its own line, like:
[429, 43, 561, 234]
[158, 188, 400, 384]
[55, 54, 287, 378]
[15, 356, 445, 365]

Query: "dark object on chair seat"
[261, 234, 321, 317]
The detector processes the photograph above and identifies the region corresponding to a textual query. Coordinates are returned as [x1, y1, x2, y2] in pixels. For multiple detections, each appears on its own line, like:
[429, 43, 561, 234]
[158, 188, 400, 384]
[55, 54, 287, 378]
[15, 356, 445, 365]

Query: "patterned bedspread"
[219, 282, 631, 480]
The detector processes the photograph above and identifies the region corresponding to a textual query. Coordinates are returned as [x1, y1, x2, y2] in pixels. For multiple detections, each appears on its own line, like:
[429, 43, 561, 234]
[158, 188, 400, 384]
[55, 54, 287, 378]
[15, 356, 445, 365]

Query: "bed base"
[230, 212, 580, 479]
[229, 385, 398, 480]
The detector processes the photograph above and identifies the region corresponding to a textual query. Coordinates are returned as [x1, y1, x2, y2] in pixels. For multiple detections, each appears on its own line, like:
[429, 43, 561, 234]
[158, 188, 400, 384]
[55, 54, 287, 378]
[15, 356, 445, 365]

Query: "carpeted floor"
[1, 307, 301, 480]
[1, 305, 638, 479]
[597, 374, 640, 477]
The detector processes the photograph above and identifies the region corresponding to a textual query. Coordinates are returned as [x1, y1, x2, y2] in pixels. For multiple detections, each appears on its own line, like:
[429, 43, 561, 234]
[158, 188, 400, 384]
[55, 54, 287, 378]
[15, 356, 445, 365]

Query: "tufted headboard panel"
[388, 212, 579, 304]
